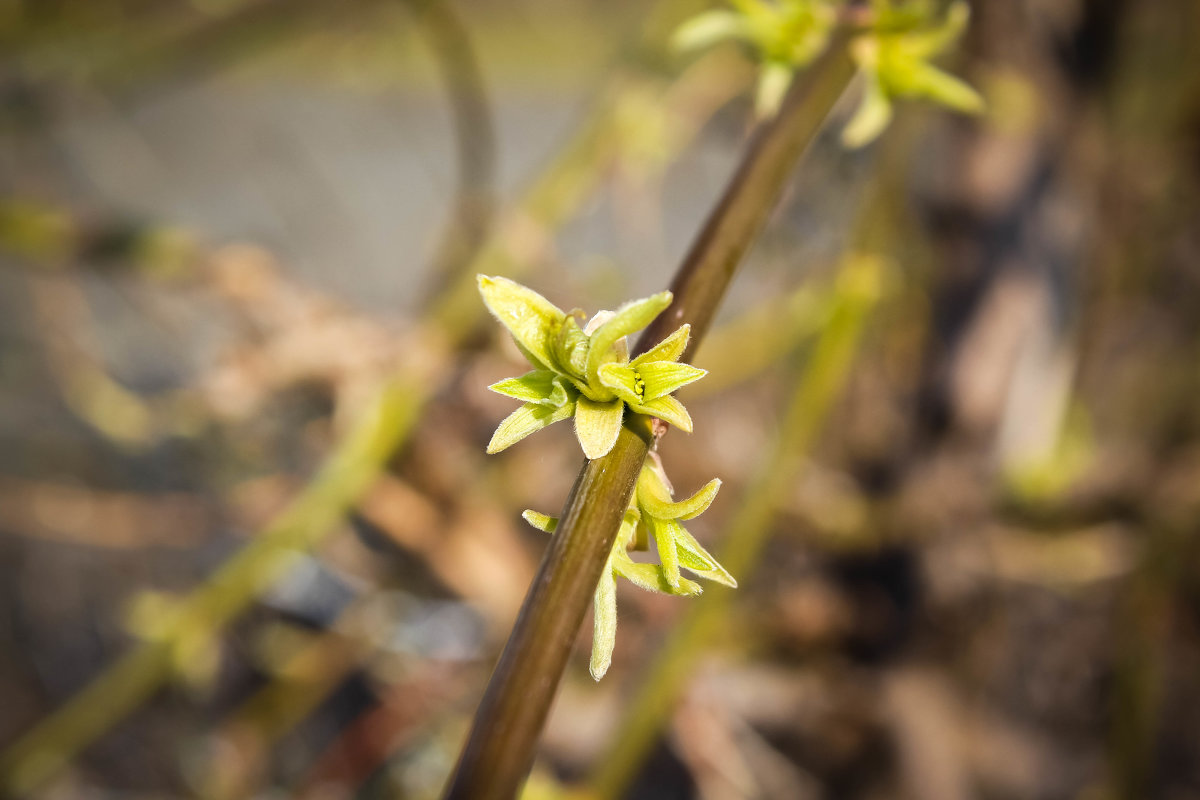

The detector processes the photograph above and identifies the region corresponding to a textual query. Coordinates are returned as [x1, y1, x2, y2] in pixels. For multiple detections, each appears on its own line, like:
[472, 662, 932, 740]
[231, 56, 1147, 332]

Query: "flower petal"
[478, 275, 565, 372]
[897, 61, 984, 114]
[632, 394, 694, 433]
[521, 509, 559, 533]
[486, 400, 575, 454]
[671, 10, 753, 53]
[552, 314, 590, 379]
[639, 476, 721, 522]
[612, 549, 703, 596]
[755, 60, 794, 118]
[674, 524, 737, 588]
[900, 1, 969, 59]
[585, 291, 673, 384]
[574, 397, 624, 459]
[632, 324, 690, 367]
[637, 361, 707, 401]
[648, 515, 682, 590]
[596, 363, 643, 406]
[590, 562, 618, 680]
[489, 370, 569, 407]
[841, 68, 893, 149]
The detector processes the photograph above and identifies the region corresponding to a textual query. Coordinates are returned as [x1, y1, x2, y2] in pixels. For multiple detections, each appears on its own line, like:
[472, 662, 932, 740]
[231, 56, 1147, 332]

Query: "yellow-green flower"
[672, 0, 837, 117]
[524, 455, 734, 679]
[843, 1, 984, 147]
[479, 275, 707, 459]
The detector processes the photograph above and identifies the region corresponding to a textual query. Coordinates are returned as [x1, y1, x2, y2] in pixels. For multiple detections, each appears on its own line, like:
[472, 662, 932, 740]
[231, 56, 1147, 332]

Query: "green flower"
[524, 454, 735, 680]
[479, 275, 707, 459]
[672, 0, 836, 117]
[842, 1, 984, 148]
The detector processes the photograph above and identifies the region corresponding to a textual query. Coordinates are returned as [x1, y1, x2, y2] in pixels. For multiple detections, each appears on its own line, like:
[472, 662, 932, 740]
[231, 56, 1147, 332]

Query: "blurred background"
[1, 0, 1199, 798]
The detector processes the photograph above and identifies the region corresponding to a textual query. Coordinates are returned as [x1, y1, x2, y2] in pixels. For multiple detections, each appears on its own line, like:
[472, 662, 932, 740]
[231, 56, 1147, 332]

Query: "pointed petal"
[841, 70, 893, 148]
[632, 394, 694, 432]
[632, 515, 650, 552]
[901, 1, 969, 59]
[488, 370, 568, 407]
[574, 397, 624, 459]
[755, 61, 794, 118]
[639, 477, 722, 522]
[478, 275, 565, 371]
[612, 549, 703, 596]
[899, 61, 984, 114]
[552, 314, 590, 379]
[486, 400, 575, 454]
[671, 10, 754, 52]
[618, 507, 642, 550]
[590, 565, 618, 680]
[585, 292, 673, 383]
[632, 324, 690, 367]
[648, 515, 682, 589]
[596, 363, 643, 406]
[636, 361, 707, 401]
[675, 524, 737, 588]
[521, 510, 559, 533]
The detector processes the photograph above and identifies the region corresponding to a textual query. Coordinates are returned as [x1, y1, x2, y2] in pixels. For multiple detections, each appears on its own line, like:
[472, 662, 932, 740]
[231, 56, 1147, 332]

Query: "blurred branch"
[443, 41, 854, 800]
[407, 0, 498, 300]
[692, 283, 830, 396]
[0, 376, 420, 797]
[587, 253, 883, 800]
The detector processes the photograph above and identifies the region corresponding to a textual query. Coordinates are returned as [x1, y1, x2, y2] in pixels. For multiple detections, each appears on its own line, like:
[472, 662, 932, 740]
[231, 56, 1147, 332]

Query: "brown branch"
[442, 41, 854, 800]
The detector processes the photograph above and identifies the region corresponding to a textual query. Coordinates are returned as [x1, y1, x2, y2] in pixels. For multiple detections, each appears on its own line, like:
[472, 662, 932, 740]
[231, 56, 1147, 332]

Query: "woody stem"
[443, 39, 853, 800]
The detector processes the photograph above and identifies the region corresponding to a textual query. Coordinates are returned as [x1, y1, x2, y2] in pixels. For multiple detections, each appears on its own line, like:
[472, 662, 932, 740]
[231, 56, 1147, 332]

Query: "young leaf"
[552, 314, 590, 379]
[898, 61, 984, 113]
[633, 394, 694, 432]
[901, 1, 969, 58]
[648, 515, 682, 589]
[755, 60, 794, 118]
[674, 525, 738, 588]
[574, 397, 625, 460]
[585, 292, 673, 383]
[842, 71, 893, 148]
[521, 510, 559, 533]
[636, 362, 707, 402]
[638, 477, 722, 522]
[478, 275, 566, 372]
[672, 9, 752, 52]
[596, 363, 644, 406]
[613, 549, 703, 596]
[489, 370, 569, 407]
[590, 564, 618, 680]
[632, 324, 691, 367]
[486, 401, 575, 454]
[631, 513, 650, 552]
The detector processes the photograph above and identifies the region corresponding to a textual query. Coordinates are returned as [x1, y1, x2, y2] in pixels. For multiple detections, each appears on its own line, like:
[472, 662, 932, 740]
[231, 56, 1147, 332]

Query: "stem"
[443, 42, 853, 800]
[588, 254, 883, 800]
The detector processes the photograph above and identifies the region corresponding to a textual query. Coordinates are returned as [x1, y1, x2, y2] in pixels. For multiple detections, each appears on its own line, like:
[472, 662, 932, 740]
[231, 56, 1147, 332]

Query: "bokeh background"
[1, 1, 1199, 798]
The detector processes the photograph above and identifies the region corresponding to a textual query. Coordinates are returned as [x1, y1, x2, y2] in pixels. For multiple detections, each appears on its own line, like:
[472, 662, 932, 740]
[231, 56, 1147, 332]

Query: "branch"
[442, 40, 854, 800]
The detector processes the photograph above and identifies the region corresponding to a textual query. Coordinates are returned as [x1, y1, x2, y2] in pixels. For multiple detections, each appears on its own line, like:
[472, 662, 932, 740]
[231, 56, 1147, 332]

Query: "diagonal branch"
[443, 39, 853, 800]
